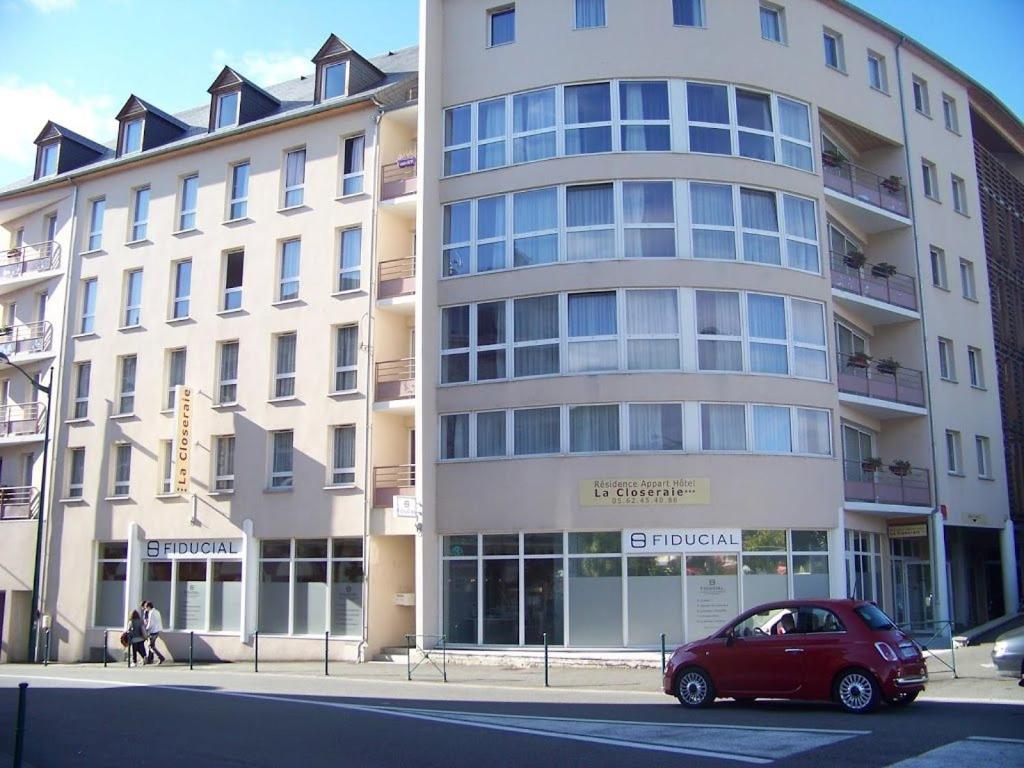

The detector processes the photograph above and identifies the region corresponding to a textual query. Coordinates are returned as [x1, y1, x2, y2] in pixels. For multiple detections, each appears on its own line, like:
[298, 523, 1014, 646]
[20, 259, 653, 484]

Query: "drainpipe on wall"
[894, 35, 951, 626]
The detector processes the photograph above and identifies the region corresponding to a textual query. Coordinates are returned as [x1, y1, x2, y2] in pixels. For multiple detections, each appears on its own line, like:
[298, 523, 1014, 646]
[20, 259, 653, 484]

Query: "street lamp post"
[0, 352, 52, 663]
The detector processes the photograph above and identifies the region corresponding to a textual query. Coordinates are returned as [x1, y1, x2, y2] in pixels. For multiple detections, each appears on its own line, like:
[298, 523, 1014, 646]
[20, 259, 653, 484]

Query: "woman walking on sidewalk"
[126, 610, 148, 666]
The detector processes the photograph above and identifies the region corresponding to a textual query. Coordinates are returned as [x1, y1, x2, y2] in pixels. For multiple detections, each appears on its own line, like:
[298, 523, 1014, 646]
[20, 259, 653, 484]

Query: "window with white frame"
[574, 0, 605, 29]
[121, 118, 143, 155]
[228, 161, 250, 220]
[166, 348, 186, 410]
[701, 403, 747, 451]
[570, 404, 620, 453]
[951, 175, 967, 214]
[160, 439, 173, 494]
[338, 227, 361, 291]
[968, 346, 984, 388]
[117, 354, 136, 414]
[628, 403, 683, 451]
[94, 542, 127, 627]
[564, 83, 612, 155]
[441, 413, 470, 460]
[68, 447, 85, 498]
[222, 250, 244, 311]
[488, 5, 515, 46]
[331, 425, 356, 485]
[476, 301, 506, 380]
[269, 430, 294, 488]
[930, 246, 948, 289]
[513, 186, 558, 266]
[273, 332, 297, 398]
[945, 430, 963, 475]
[619, 81, 671, 151]
[215, 91, 239, 130]
[673, 0, 704, 26]
[72, 361, 90, 419]
[130, 186, 150, 241]
[217, 341, 239, 404]
[178, 174, 198, 231]
[846, 530, 882, 603]
[87, 197, 105, 251]
[960, 258, 976, 300]
[477, 97, 507, 169]
[443, 104, 471, 175]
[867, 51, 888, 93]
[441, 305, 470, 383]
[912, 76, 930, 115]
[822, 29, 846, 73]
[342, 134, 365, 195]
[566, 183, 614, 258]
[278, 239, 301, 301]
[514, 407, 560, 455]
[323, 61, 348, 100]
[123, 269, 143, 327]
[976, 435, 992, 478]
[514, 295, 560, 377]
[172, 259, 191, 319]
[514, 87, 558, 163]
[921, 159, 938, 200]
[938, 337, 956, 381]
[112, 443, 132, 496]
[80, 278, 97, 334]
[625, 289, 680, 369]
[283, 148, 306, 207]
[568, 291, 618, 372]
[942, 93, 959, 133]
[38, 143, 58, 178]
[214, 435, 235, 491]
[623, 181, 675, 257]
[759, 2, 785, 43]
[334, 325, 358, 392]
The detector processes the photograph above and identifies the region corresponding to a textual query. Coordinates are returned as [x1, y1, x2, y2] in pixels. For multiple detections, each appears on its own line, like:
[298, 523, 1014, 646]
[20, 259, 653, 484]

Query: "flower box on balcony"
[843, 251, 867, 270]
[888, 460, 913, 477]
[870, 262, 898, 278]
[881, 176, 903, 193]
[861, 457, 884, 473]
[846, 352, 872, 369]
[822, 150, 845, 167]
[875, 357, 901, 375]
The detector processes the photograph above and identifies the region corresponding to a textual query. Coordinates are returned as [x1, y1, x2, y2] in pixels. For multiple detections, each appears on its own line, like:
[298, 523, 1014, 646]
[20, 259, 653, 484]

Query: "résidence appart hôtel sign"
[579, 478, 710, 507]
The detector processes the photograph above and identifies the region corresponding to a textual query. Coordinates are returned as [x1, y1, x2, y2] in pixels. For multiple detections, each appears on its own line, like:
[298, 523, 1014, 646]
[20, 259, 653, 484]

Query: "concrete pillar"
[929, 512, 950, 624]
[828, 507, 846, 598]
[1001, 518, 1020, 616]
[241, 518, 255, 641]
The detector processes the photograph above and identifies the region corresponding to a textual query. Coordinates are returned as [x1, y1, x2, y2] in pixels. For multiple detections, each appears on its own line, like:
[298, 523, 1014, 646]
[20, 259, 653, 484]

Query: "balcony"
[0, 242, 61, 296]
[837, 353, 926, 418]
[0, 321, 53, 363]
[822, 157, 911, 233]
[0, 485, 39, 520]
[373, 464, 415, 509]
[381, 158, 417, 203]
[830, 252, 919, 324]
[377, 257, 416, 312]
[375, 358, 415, 412]
[0, 402, 46, 442]
[843, 460, 931, 510]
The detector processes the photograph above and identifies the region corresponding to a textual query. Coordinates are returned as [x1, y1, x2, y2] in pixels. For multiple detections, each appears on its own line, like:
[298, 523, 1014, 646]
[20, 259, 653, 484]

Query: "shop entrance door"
[891, 558, 932, 626]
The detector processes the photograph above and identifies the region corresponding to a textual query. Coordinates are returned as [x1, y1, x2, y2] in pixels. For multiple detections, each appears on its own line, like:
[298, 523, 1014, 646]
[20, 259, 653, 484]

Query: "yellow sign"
[580, 478, 710, 507]
[888, 523, 927, 539]
[173, 385, 193, 494]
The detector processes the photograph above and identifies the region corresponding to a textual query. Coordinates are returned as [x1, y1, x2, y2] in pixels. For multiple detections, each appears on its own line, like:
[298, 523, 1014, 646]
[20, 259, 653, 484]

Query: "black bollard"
[254, 631, 259, 673]
[543, 632, 549, 688]
[104, 630, 108, 668]
[189, 631, 194, 670]
[44, 629, 51, 667]
[13, 682, 27, 768]
[325, 631, 329, 676]
[661, 633, 667, 675]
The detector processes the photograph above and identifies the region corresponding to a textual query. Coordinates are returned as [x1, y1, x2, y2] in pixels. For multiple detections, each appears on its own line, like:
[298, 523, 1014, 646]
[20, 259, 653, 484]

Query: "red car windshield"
[854, 603, 898, 631]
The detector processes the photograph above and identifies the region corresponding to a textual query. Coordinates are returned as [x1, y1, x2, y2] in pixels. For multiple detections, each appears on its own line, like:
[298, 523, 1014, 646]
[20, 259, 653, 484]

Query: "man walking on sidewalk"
[145, 601, 166, 665]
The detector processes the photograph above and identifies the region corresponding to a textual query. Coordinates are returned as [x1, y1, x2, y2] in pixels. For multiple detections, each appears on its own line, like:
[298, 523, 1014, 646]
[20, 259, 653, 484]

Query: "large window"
[443, 79, 812, 175]
[278, 239, 301, 302]
[283, 148, 306, 207]
[123, 269, 143, 327]
[178, 174, 198, 231]
[338, 227, 362, 292]
[130, 186, 150, 241]
[142, 555, 243, 633]
[846, 530, 882, 603]
[331, 425, 356, 486]
[258, 539, 363, 636]
[87, 197, 105, 251]
[269, 430, 294, 488]
[72, 361, 90, 420]
[171, 259, 192, 319]
[94, 542, 128, 627]
[228, 161, 250, 220]
[273, 332, 297, 398]
[117, 355, 136, 414]
[334, 325, 358, 392]
[223, 250, 244, 311]
[217, 341, 239, 404]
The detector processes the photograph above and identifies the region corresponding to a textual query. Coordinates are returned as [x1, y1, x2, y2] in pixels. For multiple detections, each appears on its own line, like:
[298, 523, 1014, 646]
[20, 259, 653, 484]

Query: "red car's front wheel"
[675, 668, 715, 708]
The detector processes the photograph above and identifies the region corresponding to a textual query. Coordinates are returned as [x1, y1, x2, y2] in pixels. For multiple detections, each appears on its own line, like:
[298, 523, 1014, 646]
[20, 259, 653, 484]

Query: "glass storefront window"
[569, 557, 623, 646]
[483, 534, 519, 556]
[524, 557, 563, 644]
[95, 542, 128, 628]
[331, 560, 363, 636]
[742, 529, 786, 551]
[483, 558, 519, 643]
[211, 561, 242, 632]
[792, 555, 830, 598]
[294, 561, 328, 635]
[525, 532, 563, 555]
[569, 531, 621, 554]
[444, 559, 478, 643]
[627, 556, 682, 646]
[142, 562, 172, 625]
[259, 561, 290, 634]
[685, 555, 738, 640]
[175, 561, 208, 630]
[741, 555, 788, 609]
[444, 535, 478, 557]
[792, 530, 828, 551]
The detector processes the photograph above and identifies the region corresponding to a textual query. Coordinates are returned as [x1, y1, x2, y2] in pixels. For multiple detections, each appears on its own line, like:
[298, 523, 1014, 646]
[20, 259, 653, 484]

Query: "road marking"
[0, 673, 862, 764]
[884, 737, 1024, 767]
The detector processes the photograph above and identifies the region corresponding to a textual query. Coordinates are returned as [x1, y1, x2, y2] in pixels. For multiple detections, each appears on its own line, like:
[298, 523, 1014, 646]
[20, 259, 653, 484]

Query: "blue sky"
[0, 0, 1021, 184]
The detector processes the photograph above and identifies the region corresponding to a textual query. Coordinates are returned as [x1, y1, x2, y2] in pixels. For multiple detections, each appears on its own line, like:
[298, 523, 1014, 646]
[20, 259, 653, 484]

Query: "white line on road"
[883, 737, 1024, 767]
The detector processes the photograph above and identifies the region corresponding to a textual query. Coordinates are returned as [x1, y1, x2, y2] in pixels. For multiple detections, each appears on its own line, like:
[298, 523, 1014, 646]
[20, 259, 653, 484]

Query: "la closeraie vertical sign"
[173, 385, 193, 494]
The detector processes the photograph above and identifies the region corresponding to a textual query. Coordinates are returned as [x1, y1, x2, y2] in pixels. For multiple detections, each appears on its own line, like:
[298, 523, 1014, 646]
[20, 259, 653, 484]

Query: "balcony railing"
[829, 252, 918, 311]
[0, 321, 53, 358]
[0, 485, 39, 520]
[0, 241, 61, 281]
[378, 257, 416, 300]
[373, 464, 415, 508]
[0, 402, 46, 438]
[843, 460, 931, 507]
[822, 157, 909, 218]
[381, 158, 417, 201]
[375, 358, 415, 402]
[837, 353, 925, 408]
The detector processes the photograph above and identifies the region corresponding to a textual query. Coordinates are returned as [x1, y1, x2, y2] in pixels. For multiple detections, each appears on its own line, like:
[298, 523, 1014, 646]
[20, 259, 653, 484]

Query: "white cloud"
[211, 48, 312, 86]
[0, 75, 112, 180]
[26, 0, 77, 11]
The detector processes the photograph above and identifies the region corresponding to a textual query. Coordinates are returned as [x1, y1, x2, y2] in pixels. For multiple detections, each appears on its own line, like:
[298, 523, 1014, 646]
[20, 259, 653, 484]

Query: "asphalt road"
[0, 667, 1022, 767]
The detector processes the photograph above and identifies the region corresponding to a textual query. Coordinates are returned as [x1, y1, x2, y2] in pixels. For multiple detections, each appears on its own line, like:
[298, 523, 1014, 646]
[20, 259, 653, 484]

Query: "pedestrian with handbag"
[126, 609, 148, 666]
[144, 601, 166, 665]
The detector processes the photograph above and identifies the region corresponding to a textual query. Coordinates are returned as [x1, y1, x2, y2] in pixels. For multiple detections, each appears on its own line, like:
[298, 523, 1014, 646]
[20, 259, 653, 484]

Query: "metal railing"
[0, 402, 46, 438]
[377, 257, 416, 300]
[843, 459, 932, 507]
[0, 485, 40, 520]
[405, 633, 447, 682]
[899, 620, 957, 677]
[829, 251, 918, 311]
[0, 321, 53, 358]
[381, 158, 417, 201]
[375, 358, 415, 402]
[837, 352, 925, 408]
[0, 241, 61, 280]
[822, 156, 909, 218]
[373, 464, 416, 508]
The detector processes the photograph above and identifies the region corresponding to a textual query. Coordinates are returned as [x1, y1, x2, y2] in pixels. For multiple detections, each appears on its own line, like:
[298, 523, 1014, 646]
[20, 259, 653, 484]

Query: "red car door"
[792, 606, 848, 699]
[719, 634, 805, 694]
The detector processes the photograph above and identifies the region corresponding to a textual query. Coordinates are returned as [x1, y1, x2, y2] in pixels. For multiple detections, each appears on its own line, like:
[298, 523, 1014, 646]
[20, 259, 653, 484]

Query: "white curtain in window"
[116, 445, 131, 483]
[791, 300, 825, 345]
[736, 90, 772, 131]
[276, 333, 296, 375]
[741, 188, 781, 265]
[687, 83, 729, 124]
[619, 81, 670, 151]
[568, 292, 617, 372]
[514, 296, 559, 376]
[442, 415, 469, 459]
[570, 405, 619, 453]
[626, 289, 680, 369]
[796, 409, 830, 455]
[169, 350, 186, 387]
[220, 343, 238, 381]
[344, 135, 364, 174]
[514, 407, 560, 455]
[629, 403, 683, 451]
[747, 294, 788, 374]
[514, 89, 556, 132]
[575, 0, 606, 27]
[334, 426, 356, 470]
[696, 291, 742, 370]
[760, 7, 781, 40]
[216, 437, 235, 478]
[783, 195, 819, 272]
[513, 188, 558, 267]
[623, 181, 673, 223]
[476, 411, 506, 457]
[701, 404, 746, 450]
[285, 150, 305, 187]
[478, 98, 505, 139]
[273, 432, 293, 473]
[567, 184, 614, 260]
[753, 405, 792, 452]
[778, 98, 810, 141]
[477, 196, 505, 239]
[691, 183, 736, 260]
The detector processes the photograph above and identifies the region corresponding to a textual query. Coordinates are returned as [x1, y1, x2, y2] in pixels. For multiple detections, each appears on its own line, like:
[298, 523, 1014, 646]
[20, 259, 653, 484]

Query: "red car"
[662, 599, 927, 713]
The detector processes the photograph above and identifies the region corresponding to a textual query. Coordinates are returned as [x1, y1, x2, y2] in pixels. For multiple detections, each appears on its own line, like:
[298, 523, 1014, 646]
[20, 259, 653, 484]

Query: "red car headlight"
[874, 641, 898, 662]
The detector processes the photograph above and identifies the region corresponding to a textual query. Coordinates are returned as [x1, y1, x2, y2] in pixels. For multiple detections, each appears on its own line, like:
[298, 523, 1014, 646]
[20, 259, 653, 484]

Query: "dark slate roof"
[35, 121, 110, 156]
[119, 96, 191, 130]
[1, 44, 418, 196]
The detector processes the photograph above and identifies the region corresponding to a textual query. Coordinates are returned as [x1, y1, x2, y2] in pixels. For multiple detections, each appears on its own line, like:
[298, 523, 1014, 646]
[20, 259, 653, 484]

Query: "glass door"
[684, 554, 738, 642]
[907, 562, 933, 624]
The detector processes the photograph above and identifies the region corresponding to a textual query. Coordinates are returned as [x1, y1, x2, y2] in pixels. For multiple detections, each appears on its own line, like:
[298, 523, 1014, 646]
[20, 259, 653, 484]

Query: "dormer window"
[121, 118, 143, 155]
[322, 61, 348, 100]
[216, 91, 240, 129]
[38, 142, 59, 178]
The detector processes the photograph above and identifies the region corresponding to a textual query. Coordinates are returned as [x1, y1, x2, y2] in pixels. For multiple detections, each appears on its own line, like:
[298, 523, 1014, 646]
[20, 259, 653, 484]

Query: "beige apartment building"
[0, 0, 1020, 663]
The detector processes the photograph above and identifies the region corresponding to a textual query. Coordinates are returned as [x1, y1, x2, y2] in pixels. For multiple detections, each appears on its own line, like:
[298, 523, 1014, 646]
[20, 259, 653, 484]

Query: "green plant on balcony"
[861, 456, 884, 473]
[888, 459, 913, 477]
[870, 261, 899, 278]
[875, 357, 901, 375]
[843, 250, 867, 270]
[882, 175, 904, 193]
[822, 149, 846, 167]
[845, 351, 872, 368]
